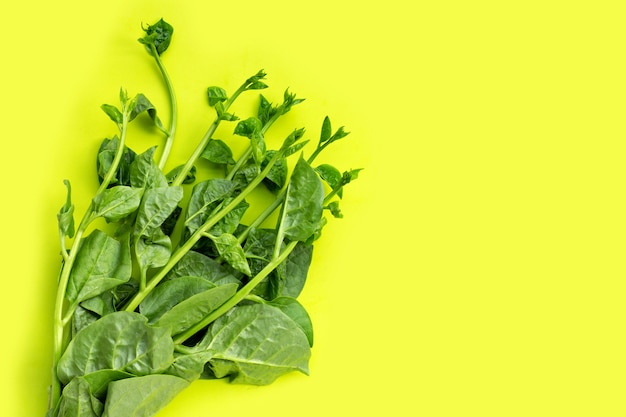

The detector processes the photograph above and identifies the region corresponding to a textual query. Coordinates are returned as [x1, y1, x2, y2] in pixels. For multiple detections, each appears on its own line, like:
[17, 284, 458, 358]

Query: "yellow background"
[2, 0, 625, 416]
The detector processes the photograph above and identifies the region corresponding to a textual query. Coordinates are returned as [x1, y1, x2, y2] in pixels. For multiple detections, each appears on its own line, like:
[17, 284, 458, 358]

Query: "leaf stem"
[150, 44, 178, 170]
[173, 240, 298, 344]
[171, 84, 248, 187]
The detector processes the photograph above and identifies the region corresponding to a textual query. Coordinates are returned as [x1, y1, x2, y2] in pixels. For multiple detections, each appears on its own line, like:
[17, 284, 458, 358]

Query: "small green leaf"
[246, 81, 268, 90]
[200, 139, 235, 165]
[210, 233, 251, 276]
[207, 86, 228, 107]
[261, 151, 287, 192]
[327, 201, 343, 218]
[315, 164, 342, 190]
[58, 180, 75, 238]
[129, 93, 166, 133]
[233, 117, 262, 139]
[320, 116, 332, 144]
[257, 95, 276, 125]
[100, 104, 123, 125]
[135, 227, 172, 276]
[138, 18, 174, 56]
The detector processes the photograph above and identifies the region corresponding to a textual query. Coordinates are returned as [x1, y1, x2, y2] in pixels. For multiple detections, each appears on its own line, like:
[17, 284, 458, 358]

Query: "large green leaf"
[154, 283, 238, 336]
[92, 186, 143, 223]
[134, 186, 183, 238]
[66, 230, 131, 304]
[129, 147, 168, 189]
[102, 374, 188, 417]
[140, 276, 216, 322]
[202, 304, 310, 385]
[57, 312, 174, 384]
[279, 157, 324, 242]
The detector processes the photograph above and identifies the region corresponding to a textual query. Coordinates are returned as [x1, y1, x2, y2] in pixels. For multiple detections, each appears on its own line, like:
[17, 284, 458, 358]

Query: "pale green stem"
[150, 44, 178, 170]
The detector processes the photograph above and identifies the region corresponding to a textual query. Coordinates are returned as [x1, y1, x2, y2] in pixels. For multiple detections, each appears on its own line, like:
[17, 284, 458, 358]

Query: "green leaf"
[134, 186, 183, 238]
[166, 351, 215, 382]
[207, 86, 228, 106]
[97, 137, 136, 187]
[135, 227, 172, 276]
[185, 179, 236, 234]
[57, 311, 174, 384]
[315, 164, 342, 191]
[102, 374, 188, 417]
[279, 242, 313, 298]
[284, 140, 309, 157]
[268, 297, 314, 347]
[210, 233, 251, 276]
[81, 369, 134, 399]
[200, 139, 235, 165]
[58, 180, 75, 239]
[129, 93, 166, 132]
[66, 230, 131, 305]
[242, 69, 267, 90]
[165, 250, 240, 285]
[138, 18, 174, 56]
[154, 283, 238, 336]
[257, 94, 275, 125]
[320, 116, 332, 144]
[327, 201, 343, 218]
[56, 377, 103, 417]
[261, 151, 287, 192]
[278, 157, 325, 242]
[92, 186, 143, 223]
[129, 147, 169, 189]
[100, 104, 122, 125]
[140, 276, 216, 322]
[233, 117, 262, 139]
[202, 304, 310, 385]
[165, 164, 196, 185]
[209, 198, 249, 236]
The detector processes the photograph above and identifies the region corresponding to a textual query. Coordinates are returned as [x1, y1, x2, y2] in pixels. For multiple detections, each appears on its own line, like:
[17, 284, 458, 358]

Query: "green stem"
[49, 112, 129, 411]
[150, 45, 178, 170]
[171, 85, 248, 187]
[173, 240, 298, 344]
[124, 151, 283, 312]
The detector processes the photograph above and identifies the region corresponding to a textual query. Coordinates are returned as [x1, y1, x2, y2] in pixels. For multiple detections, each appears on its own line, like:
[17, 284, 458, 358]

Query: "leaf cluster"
[48, 18, 361, 417]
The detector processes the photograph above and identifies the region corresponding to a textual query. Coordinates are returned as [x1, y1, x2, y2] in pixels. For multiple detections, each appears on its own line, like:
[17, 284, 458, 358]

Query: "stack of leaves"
[47, 18, 361, 417]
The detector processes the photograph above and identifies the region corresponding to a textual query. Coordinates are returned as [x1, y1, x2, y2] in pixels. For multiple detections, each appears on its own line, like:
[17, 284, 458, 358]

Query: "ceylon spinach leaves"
[48, 18, 360, 417]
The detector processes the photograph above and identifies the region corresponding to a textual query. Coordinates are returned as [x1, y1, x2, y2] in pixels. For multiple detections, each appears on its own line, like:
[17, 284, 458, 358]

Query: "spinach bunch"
[47, 19, 360, 417]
